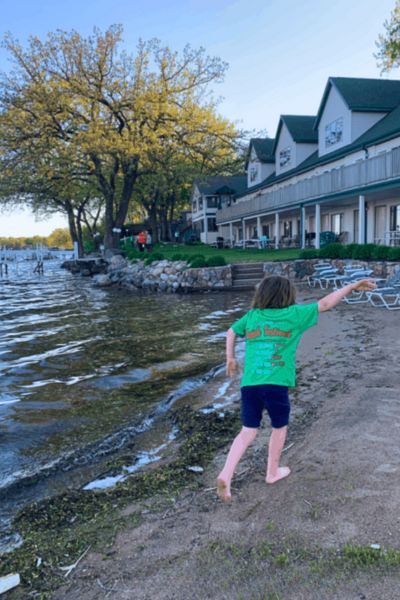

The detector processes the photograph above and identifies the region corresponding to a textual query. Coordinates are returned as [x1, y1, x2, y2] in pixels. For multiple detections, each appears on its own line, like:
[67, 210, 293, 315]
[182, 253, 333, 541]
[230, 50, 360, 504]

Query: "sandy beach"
[5, 286, 400, 600]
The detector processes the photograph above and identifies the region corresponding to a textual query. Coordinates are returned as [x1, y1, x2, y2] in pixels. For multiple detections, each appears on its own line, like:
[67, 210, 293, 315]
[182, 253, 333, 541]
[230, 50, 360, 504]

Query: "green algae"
[0, 407, 240, 598]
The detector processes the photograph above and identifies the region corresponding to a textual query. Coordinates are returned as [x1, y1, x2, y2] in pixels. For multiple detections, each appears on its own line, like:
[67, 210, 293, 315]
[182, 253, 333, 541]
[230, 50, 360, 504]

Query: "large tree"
[0, 26, 239, 250]
[375, 0, 400, 71]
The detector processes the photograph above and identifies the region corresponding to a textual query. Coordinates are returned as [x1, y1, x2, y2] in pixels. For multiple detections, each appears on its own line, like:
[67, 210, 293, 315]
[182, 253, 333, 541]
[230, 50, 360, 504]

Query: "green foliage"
[338, 243, 358, 259]
[318, 243, 343, 259]
[171, 254, 183, 261]
[189, 257, 207, 268]
[375, 0, 400, 72]
[371, 245, 392, 260]
[351, 243, 376, 260]
[299, 249, 319, 259]
[187, 254, 206, 265]
[206, 255, 226, 266]
[144, 252, 164, 265]
[388, 247, 400, 260]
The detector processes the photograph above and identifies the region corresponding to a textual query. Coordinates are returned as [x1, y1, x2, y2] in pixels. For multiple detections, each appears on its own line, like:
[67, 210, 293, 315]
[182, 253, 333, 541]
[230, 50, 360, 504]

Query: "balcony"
[217, 146, 400, 223]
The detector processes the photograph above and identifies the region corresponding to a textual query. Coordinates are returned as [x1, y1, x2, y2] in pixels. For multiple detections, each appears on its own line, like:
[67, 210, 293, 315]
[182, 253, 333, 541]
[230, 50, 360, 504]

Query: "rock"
[93, 275, 112, 287]
[0, 574, 20, 595]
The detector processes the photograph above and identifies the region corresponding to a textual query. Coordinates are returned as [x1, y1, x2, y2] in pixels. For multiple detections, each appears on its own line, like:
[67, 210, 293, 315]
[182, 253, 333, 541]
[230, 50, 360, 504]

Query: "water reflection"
[0, 256, 251, 550]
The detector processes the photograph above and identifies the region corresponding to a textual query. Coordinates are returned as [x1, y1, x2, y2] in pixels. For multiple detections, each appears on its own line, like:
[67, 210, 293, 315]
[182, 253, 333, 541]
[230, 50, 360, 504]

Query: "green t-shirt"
[231, 303, 319, 388]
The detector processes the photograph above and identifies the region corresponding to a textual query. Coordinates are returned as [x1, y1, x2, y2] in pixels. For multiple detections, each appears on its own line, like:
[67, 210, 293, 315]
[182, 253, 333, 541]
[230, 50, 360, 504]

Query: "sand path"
[56, 290, 400, 600]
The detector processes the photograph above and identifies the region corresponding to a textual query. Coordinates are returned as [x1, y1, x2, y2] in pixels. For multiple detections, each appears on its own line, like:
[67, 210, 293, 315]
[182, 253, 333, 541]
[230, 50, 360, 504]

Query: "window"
[207, 217, 218, 232]
[325, 117, 343, 147]
[390, 205, 400, 231]
[283, 221, 292, 237]
[279, 147, 291, 168]
[262, 225, 270, 237]
[331, 213, 343, 235]
[199, 198, 203, 210]
[207, 196, 218, 208]
[249, 166, 258, 182]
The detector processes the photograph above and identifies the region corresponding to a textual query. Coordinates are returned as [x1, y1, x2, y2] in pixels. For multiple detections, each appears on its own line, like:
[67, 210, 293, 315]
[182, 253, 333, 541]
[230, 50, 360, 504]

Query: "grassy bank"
[0, 408, 240, 599]
[122, 243, 301, 264]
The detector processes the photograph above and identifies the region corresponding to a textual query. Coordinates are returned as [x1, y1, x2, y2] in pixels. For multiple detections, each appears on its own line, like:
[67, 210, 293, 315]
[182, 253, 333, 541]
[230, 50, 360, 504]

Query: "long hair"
[251, 275, 296, 309]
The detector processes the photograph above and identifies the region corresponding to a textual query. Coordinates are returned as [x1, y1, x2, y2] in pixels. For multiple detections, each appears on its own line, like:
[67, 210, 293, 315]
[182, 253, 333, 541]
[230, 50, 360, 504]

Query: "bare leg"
[217, 426, 257, 501]
[266, 426, 291, 484]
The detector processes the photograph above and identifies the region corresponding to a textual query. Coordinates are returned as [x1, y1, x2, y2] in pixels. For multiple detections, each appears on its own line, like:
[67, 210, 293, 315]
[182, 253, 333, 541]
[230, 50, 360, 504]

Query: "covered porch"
[218, 186, 400, 250]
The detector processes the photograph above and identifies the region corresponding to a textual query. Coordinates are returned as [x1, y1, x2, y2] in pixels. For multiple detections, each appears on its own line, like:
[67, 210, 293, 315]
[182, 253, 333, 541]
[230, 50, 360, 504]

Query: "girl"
[217, 274, 376, 501]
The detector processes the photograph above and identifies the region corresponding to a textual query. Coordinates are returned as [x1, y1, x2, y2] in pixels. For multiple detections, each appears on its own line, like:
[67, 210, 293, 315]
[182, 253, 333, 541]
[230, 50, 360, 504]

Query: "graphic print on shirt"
[246, 323, 292, 377]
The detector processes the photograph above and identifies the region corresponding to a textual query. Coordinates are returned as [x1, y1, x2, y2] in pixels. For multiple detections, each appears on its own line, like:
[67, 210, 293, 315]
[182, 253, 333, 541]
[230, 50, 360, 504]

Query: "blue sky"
[0, 0, 397, 236]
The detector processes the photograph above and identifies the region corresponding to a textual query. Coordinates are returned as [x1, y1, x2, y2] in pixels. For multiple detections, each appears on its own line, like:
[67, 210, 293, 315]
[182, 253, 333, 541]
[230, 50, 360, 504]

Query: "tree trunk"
[66, 205, 83, 258]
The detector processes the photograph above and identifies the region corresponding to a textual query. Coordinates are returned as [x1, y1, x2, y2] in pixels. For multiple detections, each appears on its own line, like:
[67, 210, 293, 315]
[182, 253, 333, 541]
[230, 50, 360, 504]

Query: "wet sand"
[13, 288, 400, 599]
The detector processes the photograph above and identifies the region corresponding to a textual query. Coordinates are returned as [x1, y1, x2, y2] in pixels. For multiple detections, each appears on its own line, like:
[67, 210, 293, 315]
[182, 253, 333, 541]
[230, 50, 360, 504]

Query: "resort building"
[191, 175, 247, 244]
[192, 77, 400, 248]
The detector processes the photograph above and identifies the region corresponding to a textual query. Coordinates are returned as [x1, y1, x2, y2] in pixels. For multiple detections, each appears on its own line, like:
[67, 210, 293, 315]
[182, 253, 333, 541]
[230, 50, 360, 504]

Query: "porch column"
[315, 203, 321, 250]
[204, 212, 208, 243]
[257, 216, 262, 239]
[275, 213, 280, 249]
[229, 222, 234, 247]
[358, 195, 366, 244]
[241, 219, 245, 245]
[300, 205, 306, 249]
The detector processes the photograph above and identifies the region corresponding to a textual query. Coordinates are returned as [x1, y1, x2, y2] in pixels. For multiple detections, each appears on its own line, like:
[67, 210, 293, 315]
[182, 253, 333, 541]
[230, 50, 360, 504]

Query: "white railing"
[217, 146, 400, 223]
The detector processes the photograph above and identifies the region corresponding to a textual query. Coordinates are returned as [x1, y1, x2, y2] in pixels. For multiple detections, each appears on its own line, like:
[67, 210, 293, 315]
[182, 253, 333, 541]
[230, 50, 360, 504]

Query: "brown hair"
[251, 275, 296, 309]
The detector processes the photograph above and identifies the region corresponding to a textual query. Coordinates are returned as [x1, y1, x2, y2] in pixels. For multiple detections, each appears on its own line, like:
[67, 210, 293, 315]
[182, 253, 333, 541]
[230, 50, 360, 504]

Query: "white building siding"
[296, 142, 318, 165]
[351, 112, 387, 143]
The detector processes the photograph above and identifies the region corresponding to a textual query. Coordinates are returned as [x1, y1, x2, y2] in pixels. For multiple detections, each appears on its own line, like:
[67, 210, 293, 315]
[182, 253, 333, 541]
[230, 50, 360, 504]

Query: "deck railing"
[216, 146, 400, 223]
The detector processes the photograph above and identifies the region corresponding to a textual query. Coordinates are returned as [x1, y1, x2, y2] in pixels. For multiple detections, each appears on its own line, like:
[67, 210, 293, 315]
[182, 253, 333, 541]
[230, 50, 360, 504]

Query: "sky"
[0, 0, 398, 236]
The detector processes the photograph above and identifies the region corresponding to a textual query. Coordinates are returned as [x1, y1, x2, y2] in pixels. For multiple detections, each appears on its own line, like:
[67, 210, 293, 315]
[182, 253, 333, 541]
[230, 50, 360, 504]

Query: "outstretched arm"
[226, 328, 238, 376]
[318, 278, 376, 312]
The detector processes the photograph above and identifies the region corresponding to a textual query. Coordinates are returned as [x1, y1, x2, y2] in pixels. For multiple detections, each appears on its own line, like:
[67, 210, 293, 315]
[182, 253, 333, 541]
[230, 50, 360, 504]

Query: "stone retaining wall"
[93, 255, 232, 293]
[263, 259, 400, 281]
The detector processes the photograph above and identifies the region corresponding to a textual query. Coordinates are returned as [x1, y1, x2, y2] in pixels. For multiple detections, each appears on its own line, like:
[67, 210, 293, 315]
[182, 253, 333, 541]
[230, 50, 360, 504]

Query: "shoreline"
[2, 290, 400, 598]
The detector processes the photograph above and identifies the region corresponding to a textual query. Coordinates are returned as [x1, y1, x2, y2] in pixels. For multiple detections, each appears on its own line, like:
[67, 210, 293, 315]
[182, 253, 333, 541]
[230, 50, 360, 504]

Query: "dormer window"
[249, 166, 258, 182]
[325, 117, 343, 147]
[279, 147, 291, 168]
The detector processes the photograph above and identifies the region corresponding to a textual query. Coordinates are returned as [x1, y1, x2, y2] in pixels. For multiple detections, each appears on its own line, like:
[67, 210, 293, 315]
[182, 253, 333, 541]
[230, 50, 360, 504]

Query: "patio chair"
[366, 270, 400, 310]
[308, 266, 340, 289]
[307, 262, 335, 287]
[333, 269, 376, 304]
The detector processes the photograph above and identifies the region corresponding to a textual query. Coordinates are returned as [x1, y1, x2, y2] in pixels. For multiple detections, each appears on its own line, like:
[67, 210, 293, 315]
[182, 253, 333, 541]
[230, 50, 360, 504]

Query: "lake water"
[0, 256, 250, 552]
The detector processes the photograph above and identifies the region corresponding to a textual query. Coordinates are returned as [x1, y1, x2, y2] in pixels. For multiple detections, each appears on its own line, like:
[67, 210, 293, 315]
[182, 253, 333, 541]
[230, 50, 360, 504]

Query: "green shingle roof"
[194, 175, 247, 197]
[235, 102, 400, 201]
[315, 77, 400, 128]
[248, 138, 275, 163]
[272, 115, 318, 153]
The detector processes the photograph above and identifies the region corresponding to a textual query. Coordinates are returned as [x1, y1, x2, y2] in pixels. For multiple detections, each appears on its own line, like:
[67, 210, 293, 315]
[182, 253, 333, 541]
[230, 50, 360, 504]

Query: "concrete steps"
[231, 263, 264, 290]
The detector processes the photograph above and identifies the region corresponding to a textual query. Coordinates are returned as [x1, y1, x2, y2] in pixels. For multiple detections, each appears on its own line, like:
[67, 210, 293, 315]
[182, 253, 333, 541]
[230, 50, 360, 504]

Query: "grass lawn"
[152, 243, 301, 263]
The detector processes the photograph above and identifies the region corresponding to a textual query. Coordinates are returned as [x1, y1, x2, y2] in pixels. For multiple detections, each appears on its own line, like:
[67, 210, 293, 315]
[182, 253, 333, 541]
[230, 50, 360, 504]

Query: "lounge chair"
[307, 263, 338, 288]
[366, 270, 400, 310]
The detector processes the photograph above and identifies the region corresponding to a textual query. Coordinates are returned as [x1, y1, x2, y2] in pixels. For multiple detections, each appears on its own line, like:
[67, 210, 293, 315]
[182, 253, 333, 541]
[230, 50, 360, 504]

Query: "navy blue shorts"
[241, 384, 290, 429]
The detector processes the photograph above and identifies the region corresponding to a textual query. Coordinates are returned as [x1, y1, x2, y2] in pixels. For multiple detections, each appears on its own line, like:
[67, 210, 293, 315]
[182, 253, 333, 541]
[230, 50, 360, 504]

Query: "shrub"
[299, 249, 320, 259]
[318, 243, 343, 258]
[187, 254, 206, 266]
[371, 245, 391, 260]
[388, 247, 400, 261]
[338, 244, 357, 259]
[171, 254, 182, 261]
[207, 256, 226, 266]
[189, 257, 207, 268]
[351, 244, 375, 260]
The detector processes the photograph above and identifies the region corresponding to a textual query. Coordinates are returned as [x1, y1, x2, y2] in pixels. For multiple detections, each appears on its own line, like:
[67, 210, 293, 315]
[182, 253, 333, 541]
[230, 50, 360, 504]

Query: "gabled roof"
[246, 138, 275, 166]
[315, 77, 400, 128]
[272, 115, 318, 153]
[234, 102, 400, 201]
[194, 175, 247, 197]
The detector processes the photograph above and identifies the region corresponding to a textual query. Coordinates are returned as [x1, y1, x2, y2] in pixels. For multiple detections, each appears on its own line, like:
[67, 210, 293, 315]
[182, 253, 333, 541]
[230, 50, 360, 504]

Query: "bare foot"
[266, 466, 291, 484]
[217, 477, 232, 502]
